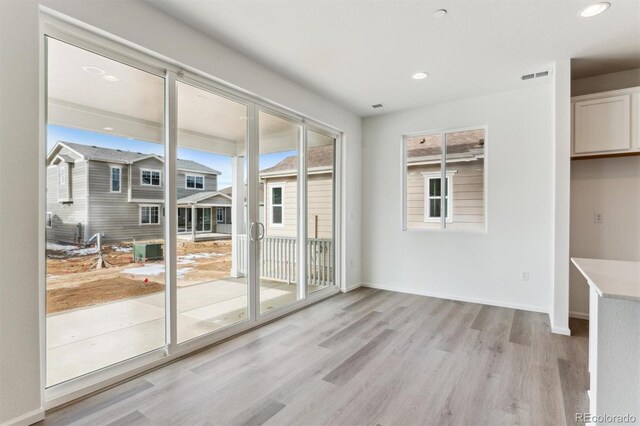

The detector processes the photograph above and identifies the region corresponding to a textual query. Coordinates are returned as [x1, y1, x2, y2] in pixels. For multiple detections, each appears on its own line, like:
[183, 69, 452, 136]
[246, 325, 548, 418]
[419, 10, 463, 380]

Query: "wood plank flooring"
[40, 288, 589, 426]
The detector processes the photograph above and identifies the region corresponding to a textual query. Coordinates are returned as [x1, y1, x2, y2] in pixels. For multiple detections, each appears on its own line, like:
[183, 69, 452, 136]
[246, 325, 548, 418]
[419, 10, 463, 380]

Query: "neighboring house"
[46, 141, 231, 244]
[406, 129, 485, 230]
[219, 183, 265, 228]
[260, 145, 335, 239]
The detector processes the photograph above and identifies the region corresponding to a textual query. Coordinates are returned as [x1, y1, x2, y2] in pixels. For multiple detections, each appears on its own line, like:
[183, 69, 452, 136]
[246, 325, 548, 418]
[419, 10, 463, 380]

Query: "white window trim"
[216, 207, 225, 223]
[268, 183, 285, 227]
[422, 170, 456, 223]
[185, 173, 205, 190]
[46, 212, 53, 228]
[110, 165, 122, 193]
[202, 207, 212, 232]
[140, 168, 162, 187]
[139, 204, 160, 225]
[58, 164, 66, 185]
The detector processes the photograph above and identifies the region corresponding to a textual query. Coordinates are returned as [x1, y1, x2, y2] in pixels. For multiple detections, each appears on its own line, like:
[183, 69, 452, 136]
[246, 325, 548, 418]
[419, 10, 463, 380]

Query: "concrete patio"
[47, 278, 319, 386]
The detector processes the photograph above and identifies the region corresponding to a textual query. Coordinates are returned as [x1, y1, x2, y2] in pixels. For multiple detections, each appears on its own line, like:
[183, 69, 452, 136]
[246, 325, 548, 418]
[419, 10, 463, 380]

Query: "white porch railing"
[237, 235, 334, 286]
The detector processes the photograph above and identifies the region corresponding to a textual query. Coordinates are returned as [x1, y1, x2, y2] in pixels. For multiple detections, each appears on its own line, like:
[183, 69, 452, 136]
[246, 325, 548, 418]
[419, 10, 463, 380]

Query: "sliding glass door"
[44, 25, 340, 393]
[257, 110, 302, 313]
[306, 130, 336, 293]
[45, 37, 166, 386]
[175, 80, 249, 343]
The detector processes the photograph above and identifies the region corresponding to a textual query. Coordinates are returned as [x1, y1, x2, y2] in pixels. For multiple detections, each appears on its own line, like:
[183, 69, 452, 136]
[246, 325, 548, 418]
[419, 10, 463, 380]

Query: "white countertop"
[571, 258, 640, 302]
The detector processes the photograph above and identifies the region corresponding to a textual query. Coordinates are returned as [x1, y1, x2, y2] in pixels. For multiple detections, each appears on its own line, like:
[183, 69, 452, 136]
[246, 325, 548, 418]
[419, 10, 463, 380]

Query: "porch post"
[231, 155, 244, 278]
[191, 204, 196, 242]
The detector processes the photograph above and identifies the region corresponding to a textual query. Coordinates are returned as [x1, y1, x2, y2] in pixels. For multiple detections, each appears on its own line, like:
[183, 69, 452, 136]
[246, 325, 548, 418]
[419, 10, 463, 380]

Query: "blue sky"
[47, 125, 293, 189]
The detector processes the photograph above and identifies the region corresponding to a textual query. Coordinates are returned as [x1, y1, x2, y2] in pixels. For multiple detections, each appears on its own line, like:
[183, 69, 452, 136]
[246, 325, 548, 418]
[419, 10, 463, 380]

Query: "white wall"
[551, 59, 572, 335]
[0, 2, 42, 425]
[572, 68, 640, 97]
[362, 84, 555, 313]
[570, 157, 640, 317]
[0, 0, 362, 423]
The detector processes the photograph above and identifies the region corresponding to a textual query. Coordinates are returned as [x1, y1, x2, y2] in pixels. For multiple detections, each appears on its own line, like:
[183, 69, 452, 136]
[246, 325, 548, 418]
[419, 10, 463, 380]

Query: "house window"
[141, 169, 161, 186]
[140, 205, 160, 225]
[58, 165, 66, 185]
[270, 185, 284, 225]
[423, 174, 454, 222]
[111, 166, 121, 192]
[46, 212, 53, 228]
[186, 174, 204, 190]
[403, 127, 486, 231]
[216, 207, 225, 223]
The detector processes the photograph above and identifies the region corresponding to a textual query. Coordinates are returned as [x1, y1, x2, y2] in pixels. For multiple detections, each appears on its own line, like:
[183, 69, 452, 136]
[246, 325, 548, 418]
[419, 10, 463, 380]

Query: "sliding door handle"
[257, 222, 265, 241]
[249, 222, 258, 242]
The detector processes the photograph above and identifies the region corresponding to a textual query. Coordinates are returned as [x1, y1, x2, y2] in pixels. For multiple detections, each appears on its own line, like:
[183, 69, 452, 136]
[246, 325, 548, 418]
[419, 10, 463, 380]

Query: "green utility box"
[133, 243, 164, 262]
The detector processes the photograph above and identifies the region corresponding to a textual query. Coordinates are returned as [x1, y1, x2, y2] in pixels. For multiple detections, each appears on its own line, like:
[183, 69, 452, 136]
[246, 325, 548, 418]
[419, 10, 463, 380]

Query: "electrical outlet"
[594, 213, 604, 223]
[521, 271, 529, 281]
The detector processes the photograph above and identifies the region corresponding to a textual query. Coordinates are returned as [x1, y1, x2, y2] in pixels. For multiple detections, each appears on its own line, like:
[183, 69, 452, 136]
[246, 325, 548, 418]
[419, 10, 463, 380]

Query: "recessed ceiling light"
[103, 127, 114, 131]
[412, 72, 429, 80]
[103, 75, 119, 82]
[434, 9, 447, 18]
[82, 66, 105, 75]
[579, 2, 610, 18]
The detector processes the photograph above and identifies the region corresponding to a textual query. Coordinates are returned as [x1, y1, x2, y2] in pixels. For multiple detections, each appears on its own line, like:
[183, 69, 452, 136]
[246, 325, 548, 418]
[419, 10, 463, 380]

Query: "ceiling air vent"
[372, 103, 384, 109]
[522, 70, 551, 81]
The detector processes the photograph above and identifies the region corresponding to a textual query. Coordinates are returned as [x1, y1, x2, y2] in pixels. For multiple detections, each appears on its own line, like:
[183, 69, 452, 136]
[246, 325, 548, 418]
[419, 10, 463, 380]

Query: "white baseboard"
[361, 282, 549, 314]
[569, 310, 589, 320]
[0, 408, 45, 426]
[344, 282, 363, 292]
[551, 326, 571, 336]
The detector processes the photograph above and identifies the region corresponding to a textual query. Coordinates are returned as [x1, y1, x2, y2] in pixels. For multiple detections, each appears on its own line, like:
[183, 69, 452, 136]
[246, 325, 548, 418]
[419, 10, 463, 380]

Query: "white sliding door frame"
[40, 13, 343, 410]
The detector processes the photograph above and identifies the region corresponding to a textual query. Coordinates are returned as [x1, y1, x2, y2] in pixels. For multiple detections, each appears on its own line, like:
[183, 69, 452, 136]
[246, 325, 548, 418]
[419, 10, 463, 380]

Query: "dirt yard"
[47, 239, 232, 314]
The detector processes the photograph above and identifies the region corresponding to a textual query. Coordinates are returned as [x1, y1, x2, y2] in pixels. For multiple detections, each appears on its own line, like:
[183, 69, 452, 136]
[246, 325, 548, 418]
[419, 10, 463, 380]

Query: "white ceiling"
[147, 0, 640, 116]
[48, 38, 305, 154]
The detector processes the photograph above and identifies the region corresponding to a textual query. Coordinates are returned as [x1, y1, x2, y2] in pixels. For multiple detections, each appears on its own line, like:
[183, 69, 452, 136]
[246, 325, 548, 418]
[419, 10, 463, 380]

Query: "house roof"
[49, 141, 221, 174]
[56, 154, 76, 163]
[260, 145, 334, 176]
[177, 191, 231, 204]
[220, 183, 265, 204]
[406, 129, 484, 162]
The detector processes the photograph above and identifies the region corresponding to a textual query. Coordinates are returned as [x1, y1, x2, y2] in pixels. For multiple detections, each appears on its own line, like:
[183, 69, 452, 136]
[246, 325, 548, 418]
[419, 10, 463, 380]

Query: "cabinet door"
[574, 95, 631, 155]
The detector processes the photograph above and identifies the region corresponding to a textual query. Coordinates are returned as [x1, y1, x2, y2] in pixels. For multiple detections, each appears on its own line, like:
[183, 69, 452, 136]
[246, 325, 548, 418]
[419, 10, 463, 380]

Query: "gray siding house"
[47, 142, 232, 244]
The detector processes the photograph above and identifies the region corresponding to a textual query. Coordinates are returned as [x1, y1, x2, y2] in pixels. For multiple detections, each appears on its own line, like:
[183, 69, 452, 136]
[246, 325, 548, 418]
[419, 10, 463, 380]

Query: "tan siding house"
[405, 129, 485, 230]
[261, 145, 335, 239]
[406, 160, 484, 230]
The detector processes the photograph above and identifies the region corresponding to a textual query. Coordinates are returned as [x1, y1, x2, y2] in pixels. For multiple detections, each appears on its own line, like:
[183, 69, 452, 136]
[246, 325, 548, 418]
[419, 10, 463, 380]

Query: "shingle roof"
[406, 129, 484, 160]
[57, 154, 76, 163]
[176, 159, 221, 174]
[55, 141, 220, 174]
[177, 191, 230, 204]
[258, 131, 483, 176]
[220, 183, 265, 204]
[260, 145, 334, 175]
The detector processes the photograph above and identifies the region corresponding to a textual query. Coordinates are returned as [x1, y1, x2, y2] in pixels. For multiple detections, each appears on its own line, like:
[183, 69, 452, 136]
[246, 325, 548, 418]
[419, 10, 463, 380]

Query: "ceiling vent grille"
[372, 103, 384, 109]
[522, 70, 551, 81]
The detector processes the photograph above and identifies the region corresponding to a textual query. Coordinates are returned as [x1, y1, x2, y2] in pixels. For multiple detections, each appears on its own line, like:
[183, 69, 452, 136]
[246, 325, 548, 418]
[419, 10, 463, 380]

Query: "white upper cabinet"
[572, 87, 639, 157]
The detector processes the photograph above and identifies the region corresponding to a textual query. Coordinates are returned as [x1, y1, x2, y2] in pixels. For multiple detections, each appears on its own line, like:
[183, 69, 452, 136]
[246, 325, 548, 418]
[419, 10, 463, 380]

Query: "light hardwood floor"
[40, 288, 589, 426]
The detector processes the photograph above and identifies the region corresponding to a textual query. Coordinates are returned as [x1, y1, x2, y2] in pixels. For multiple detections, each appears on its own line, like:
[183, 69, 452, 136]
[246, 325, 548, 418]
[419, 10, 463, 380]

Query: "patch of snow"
[47, 243, 98, 257]
[111, 245, 132, 253]
[47, 243, 79, 251]
[179, 252, 225, 260]
[72, 248, 99, 256]
[123, 264, 192, 278]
